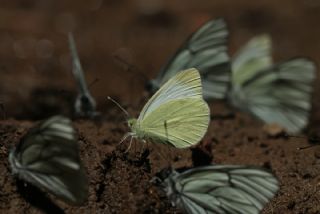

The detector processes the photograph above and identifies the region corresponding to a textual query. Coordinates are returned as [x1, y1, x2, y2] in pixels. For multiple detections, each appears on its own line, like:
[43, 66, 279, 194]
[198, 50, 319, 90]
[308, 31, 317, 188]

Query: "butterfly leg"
[119, 133, 130, 144]
[125, 136, 134, 153]
[138, 139, 147, 156]
[133, 138, 137, 153]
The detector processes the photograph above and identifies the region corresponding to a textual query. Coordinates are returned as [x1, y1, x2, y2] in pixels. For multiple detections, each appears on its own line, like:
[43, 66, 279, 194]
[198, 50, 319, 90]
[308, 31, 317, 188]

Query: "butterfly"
[228, 34, 316, 133]
[146, 18, 231, 100]
[68, 33, 99, 118]
[153, 165, 279, 214]
[9, 115, 88, 205]
[116, 68, 210, 149]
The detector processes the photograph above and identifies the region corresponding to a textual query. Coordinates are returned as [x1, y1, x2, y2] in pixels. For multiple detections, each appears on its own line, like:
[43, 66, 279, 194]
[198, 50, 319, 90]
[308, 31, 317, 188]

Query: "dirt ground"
[1, 0, 320, 213]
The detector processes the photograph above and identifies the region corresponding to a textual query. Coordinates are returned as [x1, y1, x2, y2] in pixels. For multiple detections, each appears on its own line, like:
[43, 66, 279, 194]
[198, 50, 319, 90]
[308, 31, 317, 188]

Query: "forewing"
[139, 98, 210, 148]
[11, 116, 88, 205]
[139, 68, 203, 120]
[151, 18, 230, 99]
[229, 58, 316, 133]
[68, 33, 90, 94]
[171, 165, 279, 214]
[231, 34, 272, 87]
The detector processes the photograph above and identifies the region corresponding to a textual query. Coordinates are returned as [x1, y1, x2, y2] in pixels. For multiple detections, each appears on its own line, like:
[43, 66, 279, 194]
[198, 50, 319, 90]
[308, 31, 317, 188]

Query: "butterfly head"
[127, 118, 137, 129]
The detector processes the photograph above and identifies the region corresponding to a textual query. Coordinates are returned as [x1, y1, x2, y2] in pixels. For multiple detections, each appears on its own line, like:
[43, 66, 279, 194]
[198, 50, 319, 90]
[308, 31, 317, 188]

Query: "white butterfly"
[145, 17, 315, 133]
[228, 35, 316, 133]
[68, 33, 99, 118]
[147, 18, 231, 100]
[9, 115, 88, 205]
[153, 165, 279, 214]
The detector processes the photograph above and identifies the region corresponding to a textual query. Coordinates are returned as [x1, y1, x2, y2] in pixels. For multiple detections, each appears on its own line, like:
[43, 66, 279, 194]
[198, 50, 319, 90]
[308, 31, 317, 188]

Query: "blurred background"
[0, 0, 319, 121]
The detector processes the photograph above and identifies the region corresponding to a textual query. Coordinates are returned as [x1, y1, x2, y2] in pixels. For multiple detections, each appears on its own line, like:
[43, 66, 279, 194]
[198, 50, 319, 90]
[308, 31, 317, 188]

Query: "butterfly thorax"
[128, 118, 144, 139]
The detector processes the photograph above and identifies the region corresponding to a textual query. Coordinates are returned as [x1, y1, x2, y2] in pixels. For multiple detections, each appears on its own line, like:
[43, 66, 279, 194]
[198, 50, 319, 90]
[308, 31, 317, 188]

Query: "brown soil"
[1, 0, 320, 213]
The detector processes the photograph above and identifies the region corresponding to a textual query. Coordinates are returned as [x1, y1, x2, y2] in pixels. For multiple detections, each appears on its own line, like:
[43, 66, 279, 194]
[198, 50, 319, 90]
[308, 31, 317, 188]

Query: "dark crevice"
[122, 148, 151, 172]
[191, 146, 213, 167]
[211, 112, 235, 120]
[95, 156, 112, 202]
[95, 148, 151, 203]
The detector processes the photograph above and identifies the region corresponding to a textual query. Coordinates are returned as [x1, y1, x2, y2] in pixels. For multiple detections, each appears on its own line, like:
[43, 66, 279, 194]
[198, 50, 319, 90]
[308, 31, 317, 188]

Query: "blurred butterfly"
[228, 34, 316, 133]
[111, 68, 210, 149]
[68, 33, 99, 118]
[153, 165, 279, 214]
[9, 115, 88, 205]
[146, 18, 231, 100]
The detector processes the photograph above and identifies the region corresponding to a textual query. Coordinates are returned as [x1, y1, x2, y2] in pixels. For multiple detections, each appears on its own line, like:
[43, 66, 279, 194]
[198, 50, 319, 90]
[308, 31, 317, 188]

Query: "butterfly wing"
[138, 69, 210, 148]
[231, 34, 273, 87]
[163, 165, 279, 214]
[9, 116, 88, 205]
[68, 33, 97, 117]
[68, 33, 90, 95]
[149, 18, 230, 100]
[229, 58, 316, 133]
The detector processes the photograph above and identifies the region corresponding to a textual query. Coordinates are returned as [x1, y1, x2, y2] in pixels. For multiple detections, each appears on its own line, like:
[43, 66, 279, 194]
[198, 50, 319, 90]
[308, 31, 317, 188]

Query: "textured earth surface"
[1, 0, 320, 213]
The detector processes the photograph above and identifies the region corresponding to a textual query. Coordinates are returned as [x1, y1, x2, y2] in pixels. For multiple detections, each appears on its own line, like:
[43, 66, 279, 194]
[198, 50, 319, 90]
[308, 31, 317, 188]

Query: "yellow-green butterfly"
[9, 115, 88, 205]
[118, 68, 210, 149]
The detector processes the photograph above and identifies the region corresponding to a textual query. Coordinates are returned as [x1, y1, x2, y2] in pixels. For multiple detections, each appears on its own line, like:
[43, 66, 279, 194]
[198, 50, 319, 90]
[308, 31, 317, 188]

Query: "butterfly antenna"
[297, 144, 320, 150]
[287, 134, 320, 142]
[107, 96, 129, 117]
[286, 135, 305, 139]
[88, 77, 99, 89]
[112, 53, 149, 83]
[286, 134, 320, 150]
